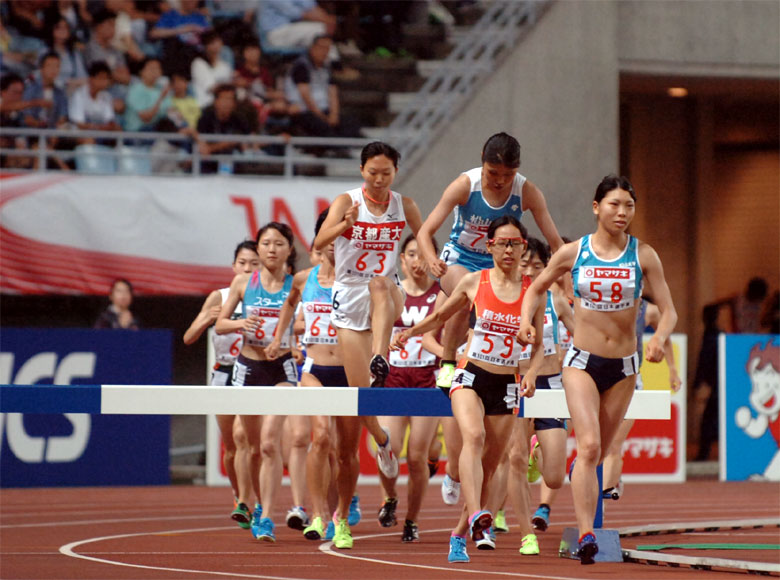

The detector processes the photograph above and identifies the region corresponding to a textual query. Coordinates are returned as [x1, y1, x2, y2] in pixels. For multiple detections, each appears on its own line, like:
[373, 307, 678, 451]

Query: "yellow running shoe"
[303, 516, 325, 540]
[436, 362, 455, 390]
[519, 533, 540, 555]
[333, 518, 353, 549]
[527, 434, 541, 483]
[494, 509, 508, 533]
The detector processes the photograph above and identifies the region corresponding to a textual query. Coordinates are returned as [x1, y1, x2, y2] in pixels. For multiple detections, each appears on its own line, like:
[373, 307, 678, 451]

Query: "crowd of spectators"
[0, 0, 465, 171]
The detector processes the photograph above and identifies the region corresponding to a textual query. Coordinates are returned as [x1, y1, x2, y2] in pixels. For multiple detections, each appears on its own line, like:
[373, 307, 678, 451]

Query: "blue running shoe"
[250, 504, 263, 537]
[532, 505, 550, 532]
[577, 532, 598, 565]
[448, 535, 469, 563]
[348, 494, 361, 526]
[324, 519, 335, 541]
[255, 517, 276, 542]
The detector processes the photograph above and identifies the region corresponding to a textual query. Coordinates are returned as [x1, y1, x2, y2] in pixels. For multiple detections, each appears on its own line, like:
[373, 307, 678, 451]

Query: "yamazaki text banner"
[0, 173, 351, 295]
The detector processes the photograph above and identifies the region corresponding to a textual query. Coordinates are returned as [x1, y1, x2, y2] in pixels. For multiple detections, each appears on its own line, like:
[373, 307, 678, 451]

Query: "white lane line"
[59, 526, 313, 580]
[317, 528, 586, 580]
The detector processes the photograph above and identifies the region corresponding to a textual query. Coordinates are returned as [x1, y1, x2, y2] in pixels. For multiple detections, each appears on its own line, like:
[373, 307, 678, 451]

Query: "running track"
[2, 480, 778, 579]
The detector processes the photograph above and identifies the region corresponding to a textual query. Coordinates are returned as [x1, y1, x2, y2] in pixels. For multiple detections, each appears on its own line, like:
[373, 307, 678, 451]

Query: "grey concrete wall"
[618, 0, 780, 77]
[397, 0, 621, 246]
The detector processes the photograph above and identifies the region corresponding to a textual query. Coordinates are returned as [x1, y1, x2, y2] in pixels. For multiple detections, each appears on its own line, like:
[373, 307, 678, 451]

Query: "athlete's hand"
[516, 322, 536, 346]
[265, 338, 281, 360]
[645, 335, 664, 363]
[291, 347, 304, 365]
[390, 329, 411, 351]
[428, 257, 448, 279]
[242, 315, 261, 335]
[668, 369, 682, 392]
[343, 201, 360, 228]
[519, 373, 536, 398]
[206, 305, 221, 324]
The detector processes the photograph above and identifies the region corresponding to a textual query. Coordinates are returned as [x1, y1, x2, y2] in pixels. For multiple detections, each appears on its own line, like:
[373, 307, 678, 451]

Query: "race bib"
[578, 266, 636, 311]
[245, 306, 290, 348]
[456, 221, 489, 254]
[302, 302, 338, 345]
[389, 334, 436, 367]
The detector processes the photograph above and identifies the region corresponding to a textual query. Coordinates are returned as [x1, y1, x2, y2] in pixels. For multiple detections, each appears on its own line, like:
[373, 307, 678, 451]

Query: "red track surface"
[2, 480, 778, 579]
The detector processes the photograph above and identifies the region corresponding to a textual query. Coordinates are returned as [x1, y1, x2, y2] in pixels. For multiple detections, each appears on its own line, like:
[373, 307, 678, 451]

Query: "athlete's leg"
[216, 414, 241, 499]
[258, 413, 287, 523]
[232, 415, 253, 505]
[602, 418, 634, 490]
[536, 425, 568, 490]
[301, 371, 330, 522]
[442, 415, 462, 481]
[507, 418, 534, 537]
[450, 388, 487, 518]
[368, 276, 404, 358]
[438, 265, 470, 361]
[334, 415, 362, 521]
[404, 415, 440, 523]
[239, 414, 263, 505]
[286, 414, 311, 510]
[377, 415, 407, 500]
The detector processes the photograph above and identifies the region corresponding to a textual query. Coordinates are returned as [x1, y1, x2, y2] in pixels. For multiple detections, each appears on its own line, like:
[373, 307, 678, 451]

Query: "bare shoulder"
[294, 267, 313, 287]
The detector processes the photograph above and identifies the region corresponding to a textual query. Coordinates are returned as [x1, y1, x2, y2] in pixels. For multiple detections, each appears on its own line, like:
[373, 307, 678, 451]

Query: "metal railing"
[384, 0, 552, 171]
[0, 127, 370, 178]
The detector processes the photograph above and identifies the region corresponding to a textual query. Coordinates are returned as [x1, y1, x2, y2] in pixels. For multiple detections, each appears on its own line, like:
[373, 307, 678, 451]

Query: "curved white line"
[59, 526, 312, 580]
[318, 528, 586, 580]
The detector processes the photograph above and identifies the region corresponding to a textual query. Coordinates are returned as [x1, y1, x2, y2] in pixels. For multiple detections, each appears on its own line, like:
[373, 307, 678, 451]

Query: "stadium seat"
[74, 144, 117, 175]
[117, 146, 152, 175]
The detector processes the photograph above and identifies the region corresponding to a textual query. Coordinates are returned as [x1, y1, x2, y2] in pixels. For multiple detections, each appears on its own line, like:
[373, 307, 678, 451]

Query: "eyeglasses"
[488, 237, 526, 249]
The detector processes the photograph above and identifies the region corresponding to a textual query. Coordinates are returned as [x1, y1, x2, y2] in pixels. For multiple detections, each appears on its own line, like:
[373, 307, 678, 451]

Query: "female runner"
[215, 222, 298, 543]
[377, 234, 442, 543]
[415, 133, 565, 390]
[517, 175, 677, 565]
[392, 216, 544, 564]
[183, 240, 260, 528]
[313, 141, 424, 549]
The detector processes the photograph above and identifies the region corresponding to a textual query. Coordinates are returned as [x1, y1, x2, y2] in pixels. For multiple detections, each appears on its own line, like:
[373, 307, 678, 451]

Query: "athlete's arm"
[519, 303, 545, 397]
[552, 288, 575, 336]
[644, 303, 681, 391]
[402, 196, 424, 238]
[313, 193, 356, 250]
[391, 272, 478, 349]
[416, 174, 471, 277]
[215, 273, 254, 335]
[265, 268, 308, 360]
[421, 291, 447, 358]
[639, 243, 678, 364]
[183, 290, 223, 345]
[518, 242, 578, 345]
[522, 180, 564, 253]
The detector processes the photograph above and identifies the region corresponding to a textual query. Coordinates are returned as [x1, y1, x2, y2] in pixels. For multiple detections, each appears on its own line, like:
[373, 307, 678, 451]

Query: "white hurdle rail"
[0, 385, 670, 418]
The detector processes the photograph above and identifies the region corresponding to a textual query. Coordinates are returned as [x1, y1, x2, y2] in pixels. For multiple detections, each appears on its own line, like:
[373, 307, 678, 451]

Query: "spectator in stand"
[41, 15, 87, 95]
[22, 51, 70, 170]
[104, 0, 147, 72]
[43, 0, 92, 45]
[0, 16, 46, 77]
[234, 42, 292, 133]
[191, 28, 233, 108]
[0, 72, 41, 168]
[83, 9, 132, 113]
[94, 278, 140, 330]
[23, 51, 68, 129]
[5, 1, 49, 43]
[256, 0, 338, 60]
[168, 70, 201, 133]
[123, 56, 171, 132]
[68, 60, 121, 141]
[284, 35, 360, 151]
[196, 83, 251, 173]
[149, 0, 210, 75]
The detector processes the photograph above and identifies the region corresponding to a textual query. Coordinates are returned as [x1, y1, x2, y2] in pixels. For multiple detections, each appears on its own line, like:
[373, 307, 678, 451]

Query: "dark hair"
[92, 9, 116, 27]
[522, 237, 550, 266]
[46, 14, 75, 50]
[38, 51, 60, 67]
[171, 70, 191, 82]
[360, 141, 400, 168]
[400, 234, 438, 255]
[139, 56, 161, 71]
[212, 83, 236, 99]
[256, 221, 297, 272]
[481, 132, 520, 168]
[314, 208, 329, 237]
[233, 240, 258, 262]
[88, 60, 112, 78]
[312, 34, 333, 46]
[594, 174, 637, 203]
[110, 277, 134, 295]
[487, 215, 527, 240]
[201, 28, 221, 47]
[0, 73, 24, 92]
[746, 277, 768, 302]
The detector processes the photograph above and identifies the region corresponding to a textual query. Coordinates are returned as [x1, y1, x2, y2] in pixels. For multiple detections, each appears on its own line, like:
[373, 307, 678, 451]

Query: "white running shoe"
[441, 473, 461, 505]
[376, 428, 399, 478]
